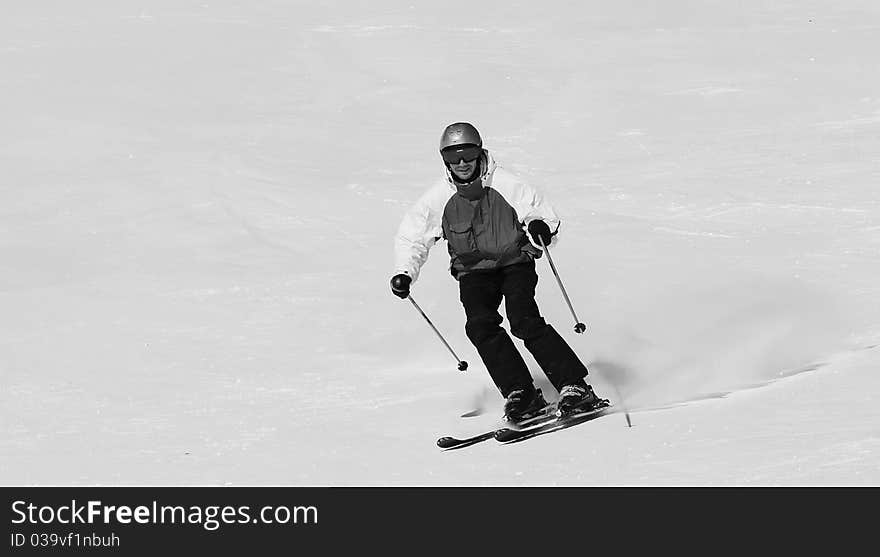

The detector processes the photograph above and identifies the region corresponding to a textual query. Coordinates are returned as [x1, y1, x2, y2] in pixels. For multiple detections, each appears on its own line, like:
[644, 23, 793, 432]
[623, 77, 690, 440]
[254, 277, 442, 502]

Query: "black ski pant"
[458, 261, 588, 398]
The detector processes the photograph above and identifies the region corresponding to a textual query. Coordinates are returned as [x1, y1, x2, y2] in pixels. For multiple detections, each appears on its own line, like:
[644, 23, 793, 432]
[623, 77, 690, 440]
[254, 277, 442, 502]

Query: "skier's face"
[449, 158, 478, 180]
[441, 144, 481, 181]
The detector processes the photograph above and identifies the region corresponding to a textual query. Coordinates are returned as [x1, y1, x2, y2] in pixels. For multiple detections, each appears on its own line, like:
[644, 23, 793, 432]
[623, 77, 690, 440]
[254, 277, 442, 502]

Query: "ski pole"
[539, 238, 587, 334]
[407, 295, 469, 372]
[606, 380, 632, 428]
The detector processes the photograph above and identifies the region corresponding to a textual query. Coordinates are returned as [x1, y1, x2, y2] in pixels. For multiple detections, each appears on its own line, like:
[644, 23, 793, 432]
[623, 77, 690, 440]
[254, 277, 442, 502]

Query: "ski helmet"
[439, 122, 482, 151]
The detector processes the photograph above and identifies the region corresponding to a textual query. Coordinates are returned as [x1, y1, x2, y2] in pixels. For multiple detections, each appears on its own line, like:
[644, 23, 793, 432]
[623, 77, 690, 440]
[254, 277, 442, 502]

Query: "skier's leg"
[459, 271, 533, 397]
[502, 262, 589, 392]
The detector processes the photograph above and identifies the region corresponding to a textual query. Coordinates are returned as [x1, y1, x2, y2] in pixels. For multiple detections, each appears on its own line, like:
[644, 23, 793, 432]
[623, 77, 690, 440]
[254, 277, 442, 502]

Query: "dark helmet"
[439, 122, 482, 151]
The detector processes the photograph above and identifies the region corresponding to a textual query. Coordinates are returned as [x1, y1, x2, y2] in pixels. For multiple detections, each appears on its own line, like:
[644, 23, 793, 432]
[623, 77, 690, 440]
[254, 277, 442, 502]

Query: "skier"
[390, 122, 608, 421]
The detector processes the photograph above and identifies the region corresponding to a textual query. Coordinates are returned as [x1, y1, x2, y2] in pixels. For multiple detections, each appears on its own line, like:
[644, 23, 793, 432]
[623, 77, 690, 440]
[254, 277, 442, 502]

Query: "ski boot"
[503, 387, 548, 423]
[555, 381, 609, 417]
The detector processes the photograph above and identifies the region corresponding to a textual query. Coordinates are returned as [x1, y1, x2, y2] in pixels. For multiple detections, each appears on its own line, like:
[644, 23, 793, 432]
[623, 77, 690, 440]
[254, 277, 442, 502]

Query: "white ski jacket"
[393, 150, 561, 283]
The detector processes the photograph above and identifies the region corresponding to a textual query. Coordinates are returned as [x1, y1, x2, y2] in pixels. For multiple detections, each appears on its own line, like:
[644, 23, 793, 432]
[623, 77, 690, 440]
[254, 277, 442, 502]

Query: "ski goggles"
[441, 144, 482, 165]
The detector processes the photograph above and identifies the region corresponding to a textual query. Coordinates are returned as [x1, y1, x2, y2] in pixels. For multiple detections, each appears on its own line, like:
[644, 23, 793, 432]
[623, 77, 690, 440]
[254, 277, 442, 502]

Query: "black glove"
[390, 274, 411, 299]
[527, 220, 553, 247]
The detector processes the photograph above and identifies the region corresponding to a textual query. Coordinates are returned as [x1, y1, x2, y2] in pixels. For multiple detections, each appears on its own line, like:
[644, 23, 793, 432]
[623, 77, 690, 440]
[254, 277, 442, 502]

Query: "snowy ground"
[1, 1, 878, 485]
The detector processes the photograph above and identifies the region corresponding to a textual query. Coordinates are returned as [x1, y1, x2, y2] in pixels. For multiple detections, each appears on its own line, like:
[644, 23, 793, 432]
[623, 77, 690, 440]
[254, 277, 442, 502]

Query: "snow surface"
[1, 0, 879, 485]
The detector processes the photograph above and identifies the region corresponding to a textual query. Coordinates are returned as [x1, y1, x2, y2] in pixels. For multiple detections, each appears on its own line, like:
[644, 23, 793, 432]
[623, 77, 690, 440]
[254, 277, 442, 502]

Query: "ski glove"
[527, 220, 553, 247]
[390, 274, 411, 299]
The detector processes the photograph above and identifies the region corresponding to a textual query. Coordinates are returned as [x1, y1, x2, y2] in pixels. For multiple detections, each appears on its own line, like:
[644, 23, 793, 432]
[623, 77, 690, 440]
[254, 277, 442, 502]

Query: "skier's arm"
[393, 191, 443, 284]
[494, 170, 561, 249]
[520, 182, 560, 235]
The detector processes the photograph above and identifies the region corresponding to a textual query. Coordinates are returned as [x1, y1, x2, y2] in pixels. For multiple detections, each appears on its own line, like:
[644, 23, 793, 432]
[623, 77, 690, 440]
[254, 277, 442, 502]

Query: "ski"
[437, 404, 558, 450]
[436, 430, 500, 450]
[494, 404, 614, 444]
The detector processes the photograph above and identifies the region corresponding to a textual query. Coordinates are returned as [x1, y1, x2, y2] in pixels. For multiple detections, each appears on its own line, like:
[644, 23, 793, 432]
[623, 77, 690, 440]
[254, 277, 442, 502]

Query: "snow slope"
[1, 0, 878, 485]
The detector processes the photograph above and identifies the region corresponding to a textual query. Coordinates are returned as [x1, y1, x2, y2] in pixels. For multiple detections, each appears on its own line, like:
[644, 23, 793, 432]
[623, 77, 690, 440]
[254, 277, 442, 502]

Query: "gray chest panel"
[441, 187, 531, 271]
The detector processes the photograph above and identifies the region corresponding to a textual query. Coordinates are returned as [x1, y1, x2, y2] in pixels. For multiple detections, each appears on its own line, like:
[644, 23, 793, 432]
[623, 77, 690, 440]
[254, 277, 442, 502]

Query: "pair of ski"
[437, 402, 614, 450]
